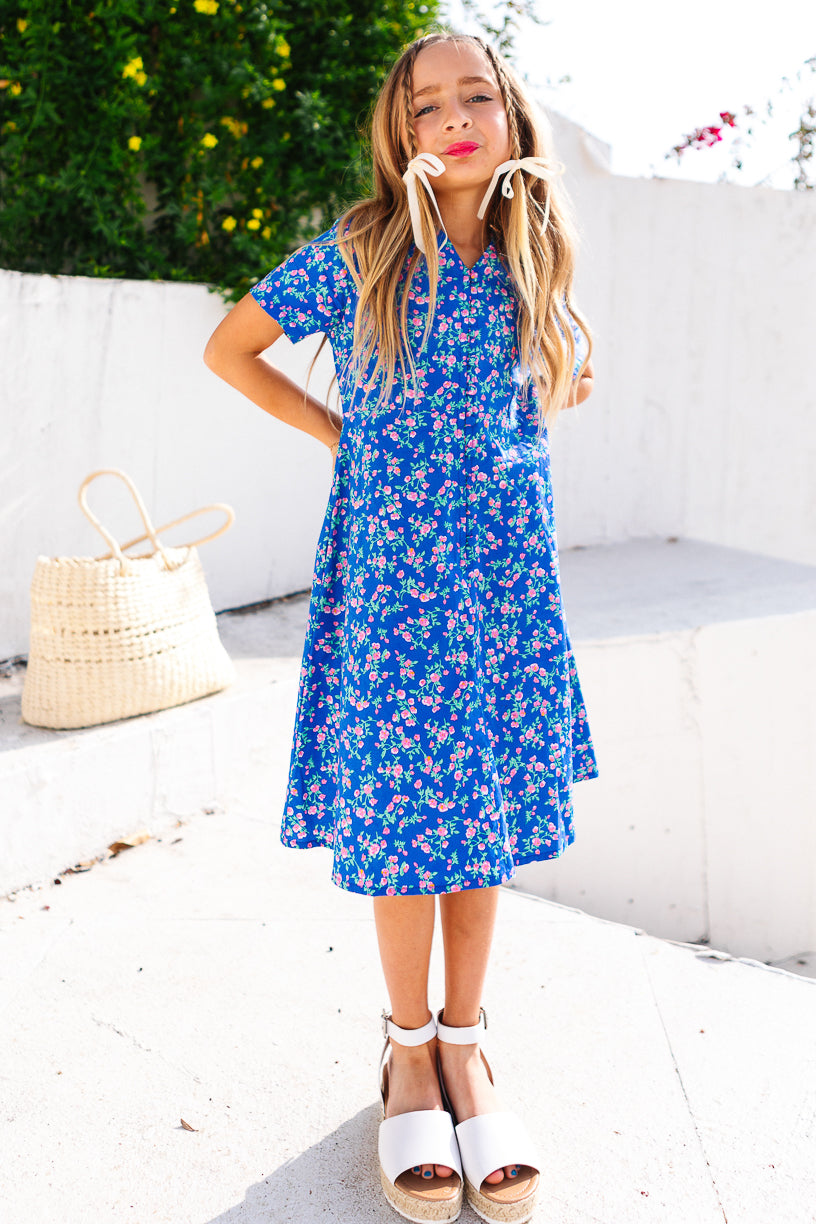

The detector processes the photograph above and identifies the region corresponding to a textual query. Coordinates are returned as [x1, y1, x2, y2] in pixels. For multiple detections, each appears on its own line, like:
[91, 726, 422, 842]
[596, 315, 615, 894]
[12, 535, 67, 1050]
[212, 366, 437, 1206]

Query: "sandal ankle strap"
[381, 1009, 438, 1046]
[435, 1006, 488, 1044]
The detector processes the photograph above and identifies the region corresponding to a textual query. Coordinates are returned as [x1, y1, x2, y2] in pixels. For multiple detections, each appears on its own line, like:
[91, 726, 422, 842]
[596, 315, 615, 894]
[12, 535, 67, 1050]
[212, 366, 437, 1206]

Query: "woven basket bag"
[21, 468, 237, 729]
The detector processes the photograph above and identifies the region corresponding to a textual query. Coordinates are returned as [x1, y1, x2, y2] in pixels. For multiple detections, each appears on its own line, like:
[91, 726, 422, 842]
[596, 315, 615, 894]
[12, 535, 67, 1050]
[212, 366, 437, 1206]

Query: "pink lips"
[443, 141, 480, 157]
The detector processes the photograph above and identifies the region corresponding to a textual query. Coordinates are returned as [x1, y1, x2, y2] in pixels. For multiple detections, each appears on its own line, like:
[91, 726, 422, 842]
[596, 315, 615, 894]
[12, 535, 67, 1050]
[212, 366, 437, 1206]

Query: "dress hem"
[279, 818, 585, 897]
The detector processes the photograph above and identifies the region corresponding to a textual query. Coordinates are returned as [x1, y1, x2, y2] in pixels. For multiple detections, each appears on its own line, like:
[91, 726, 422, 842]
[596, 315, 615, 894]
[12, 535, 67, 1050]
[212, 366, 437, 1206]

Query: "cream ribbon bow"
[476, 156, 565, 231]
[402, 153, 447, 255]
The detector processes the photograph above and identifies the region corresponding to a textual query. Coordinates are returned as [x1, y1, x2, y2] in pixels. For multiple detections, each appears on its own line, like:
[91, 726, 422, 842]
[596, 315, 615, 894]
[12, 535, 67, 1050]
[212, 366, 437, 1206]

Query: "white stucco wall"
[0, 273, 336, 659]
[2, 111, 815, 664]
[550, 170, 816, 566]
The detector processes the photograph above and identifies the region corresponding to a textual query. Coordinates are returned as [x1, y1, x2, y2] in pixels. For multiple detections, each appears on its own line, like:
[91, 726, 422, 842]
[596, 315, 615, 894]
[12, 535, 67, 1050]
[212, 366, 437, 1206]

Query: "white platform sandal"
[435, 1008, 540, 1224]
[378, 1009, 464, 1223]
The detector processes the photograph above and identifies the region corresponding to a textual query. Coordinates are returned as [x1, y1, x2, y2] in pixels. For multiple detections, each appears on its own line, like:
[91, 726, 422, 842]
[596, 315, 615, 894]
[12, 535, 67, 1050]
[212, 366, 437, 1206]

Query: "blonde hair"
[318, 31, 593, 431]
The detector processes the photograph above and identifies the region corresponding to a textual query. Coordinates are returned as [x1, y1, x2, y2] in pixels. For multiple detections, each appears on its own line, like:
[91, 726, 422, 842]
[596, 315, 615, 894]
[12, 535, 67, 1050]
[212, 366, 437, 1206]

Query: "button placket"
[463, 267, 479, 559]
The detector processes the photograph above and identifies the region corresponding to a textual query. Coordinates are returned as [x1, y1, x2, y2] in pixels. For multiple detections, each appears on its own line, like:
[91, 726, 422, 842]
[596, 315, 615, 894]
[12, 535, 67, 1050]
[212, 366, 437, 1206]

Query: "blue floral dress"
[250, 220, 598, 896]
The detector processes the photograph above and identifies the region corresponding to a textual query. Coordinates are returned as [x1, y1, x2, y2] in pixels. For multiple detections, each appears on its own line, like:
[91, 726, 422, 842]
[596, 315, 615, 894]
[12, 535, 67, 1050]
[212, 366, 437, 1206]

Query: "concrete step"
[520, 537, 816, 966]
[0, 592, 310, 898]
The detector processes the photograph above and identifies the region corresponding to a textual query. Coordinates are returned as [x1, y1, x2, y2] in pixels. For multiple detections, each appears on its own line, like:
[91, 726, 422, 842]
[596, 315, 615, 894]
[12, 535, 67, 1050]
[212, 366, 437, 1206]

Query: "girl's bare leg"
[372, 894, 454, 1179]
[438, 885, 517, 1183]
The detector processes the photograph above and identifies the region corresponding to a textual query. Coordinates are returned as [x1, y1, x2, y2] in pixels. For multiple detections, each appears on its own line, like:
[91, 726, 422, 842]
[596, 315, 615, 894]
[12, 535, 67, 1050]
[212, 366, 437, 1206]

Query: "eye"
[414, 92, 494, 118]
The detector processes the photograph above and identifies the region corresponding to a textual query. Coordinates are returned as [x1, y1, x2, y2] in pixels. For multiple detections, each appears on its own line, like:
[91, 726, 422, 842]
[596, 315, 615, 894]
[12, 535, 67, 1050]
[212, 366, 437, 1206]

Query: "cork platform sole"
[379, 1164, 463, 1223]
[464, 1169, 539, 1224]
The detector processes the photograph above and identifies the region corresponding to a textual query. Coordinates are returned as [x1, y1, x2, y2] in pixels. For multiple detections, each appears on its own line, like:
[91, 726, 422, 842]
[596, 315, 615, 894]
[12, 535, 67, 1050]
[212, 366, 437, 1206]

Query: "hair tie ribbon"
[402, 153, 447, 255]
[476, 156, 565, 230]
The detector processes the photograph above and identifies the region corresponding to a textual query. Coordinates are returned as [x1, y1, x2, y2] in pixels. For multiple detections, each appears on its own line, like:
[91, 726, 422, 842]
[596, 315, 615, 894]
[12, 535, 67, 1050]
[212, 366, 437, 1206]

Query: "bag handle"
[77, 468, 234, 572]
[112, 504, 235, 556]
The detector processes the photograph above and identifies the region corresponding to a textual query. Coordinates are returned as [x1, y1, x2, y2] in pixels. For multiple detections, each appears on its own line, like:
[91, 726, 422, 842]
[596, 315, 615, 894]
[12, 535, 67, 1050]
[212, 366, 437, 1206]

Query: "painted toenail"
[423, 1169, 433, 1178]
[509, 1167, 519, 1177]
[412, 1166, 421, 1174]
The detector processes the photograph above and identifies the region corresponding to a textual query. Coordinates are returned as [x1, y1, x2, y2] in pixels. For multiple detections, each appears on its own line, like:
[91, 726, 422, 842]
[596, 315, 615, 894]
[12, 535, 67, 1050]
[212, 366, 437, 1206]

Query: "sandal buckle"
[381, 1008, 390, 1038]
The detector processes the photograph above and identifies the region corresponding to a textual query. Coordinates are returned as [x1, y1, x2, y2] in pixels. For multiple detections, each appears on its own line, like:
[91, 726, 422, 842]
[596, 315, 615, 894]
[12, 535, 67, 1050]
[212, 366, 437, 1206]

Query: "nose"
[441, 100, 472, 131]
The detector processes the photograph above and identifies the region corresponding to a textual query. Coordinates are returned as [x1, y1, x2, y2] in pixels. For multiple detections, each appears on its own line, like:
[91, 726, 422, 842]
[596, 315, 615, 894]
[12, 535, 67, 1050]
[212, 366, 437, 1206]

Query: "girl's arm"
[566, 359, 594, 408]
[203, 293, 342, 450]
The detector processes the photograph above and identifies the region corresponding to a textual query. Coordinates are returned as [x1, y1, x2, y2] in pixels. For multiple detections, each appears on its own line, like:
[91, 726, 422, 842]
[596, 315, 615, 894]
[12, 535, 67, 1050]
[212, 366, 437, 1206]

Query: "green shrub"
[0, 0, 439, 298]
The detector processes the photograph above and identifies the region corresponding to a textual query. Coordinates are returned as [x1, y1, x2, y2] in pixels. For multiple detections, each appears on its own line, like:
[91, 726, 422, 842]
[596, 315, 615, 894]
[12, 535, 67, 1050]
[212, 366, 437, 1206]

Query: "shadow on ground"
[204, 1101, 484, 1224]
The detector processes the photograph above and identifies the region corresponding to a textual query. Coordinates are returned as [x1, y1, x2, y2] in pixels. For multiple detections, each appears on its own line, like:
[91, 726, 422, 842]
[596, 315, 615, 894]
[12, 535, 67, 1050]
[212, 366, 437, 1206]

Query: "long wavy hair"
[315, 30, 593, 431]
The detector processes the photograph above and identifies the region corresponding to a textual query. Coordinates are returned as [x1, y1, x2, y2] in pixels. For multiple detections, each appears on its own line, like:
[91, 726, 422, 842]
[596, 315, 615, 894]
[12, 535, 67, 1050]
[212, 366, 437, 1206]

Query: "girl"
[205, 30, 597, 1224]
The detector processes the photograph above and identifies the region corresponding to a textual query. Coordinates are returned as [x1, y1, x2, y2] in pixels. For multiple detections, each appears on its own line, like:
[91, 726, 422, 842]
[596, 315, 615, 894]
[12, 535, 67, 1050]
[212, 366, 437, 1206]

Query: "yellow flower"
[194, 0, 219, 13]
[261, 226, 272, 240]
[272, 78, 286, 92]
[251, 208, 263, 219]
[261, 97, 275, 109]
[9, 82, 22, 96]
[276, 38, 290, 58]
[122, 56, 144, 79]
[17, 18, 28, 33]
[128, 135, 142, 151]
[250, 156, 263, 169]
[220, 116, 247, 139]
[201, 132, 218, 148]
[247, 218, 260, 231]
[222, 216, 237, 232]
[134, 70, 147, 86]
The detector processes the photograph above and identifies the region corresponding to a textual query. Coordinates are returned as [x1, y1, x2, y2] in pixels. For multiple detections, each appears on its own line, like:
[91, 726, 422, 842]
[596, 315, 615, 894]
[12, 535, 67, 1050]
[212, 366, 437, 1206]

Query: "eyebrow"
[412, 75, 495, 100]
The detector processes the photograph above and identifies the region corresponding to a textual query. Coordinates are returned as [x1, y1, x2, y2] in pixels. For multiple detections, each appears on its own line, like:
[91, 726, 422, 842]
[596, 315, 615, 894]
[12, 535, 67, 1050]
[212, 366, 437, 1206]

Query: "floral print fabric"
[250, 220, 598, 895]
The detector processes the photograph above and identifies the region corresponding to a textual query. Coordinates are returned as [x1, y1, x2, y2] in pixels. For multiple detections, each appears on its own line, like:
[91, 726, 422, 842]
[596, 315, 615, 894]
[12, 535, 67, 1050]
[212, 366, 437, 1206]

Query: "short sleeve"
[250, 220, 349, 343]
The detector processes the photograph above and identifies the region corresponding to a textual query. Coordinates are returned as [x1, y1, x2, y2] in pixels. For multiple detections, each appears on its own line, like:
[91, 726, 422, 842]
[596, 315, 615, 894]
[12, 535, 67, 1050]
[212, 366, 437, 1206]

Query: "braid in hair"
[401, 40, 423, 162]
[472, 36, 529, 255]
[476, 39, 522, 159]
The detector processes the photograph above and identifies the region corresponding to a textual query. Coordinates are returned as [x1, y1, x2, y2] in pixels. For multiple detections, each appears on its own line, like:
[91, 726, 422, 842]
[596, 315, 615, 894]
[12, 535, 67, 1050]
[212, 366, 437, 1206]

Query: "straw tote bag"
[22, 468, 237, 729]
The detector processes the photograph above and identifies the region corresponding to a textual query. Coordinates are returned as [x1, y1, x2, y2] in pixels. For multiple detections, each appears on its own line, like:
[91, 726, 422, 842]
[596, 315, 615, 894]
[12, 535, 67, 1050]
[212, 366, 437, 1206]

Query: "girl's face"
[410, 41, 512, 189]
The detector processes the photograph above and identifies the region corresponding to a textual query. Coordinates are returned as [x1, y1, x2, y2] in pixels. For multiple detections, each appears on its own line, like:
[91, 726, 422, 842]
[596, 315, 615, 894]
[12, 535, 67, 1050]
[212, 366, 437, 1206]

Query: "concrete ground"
[2, 760, 815, 1223]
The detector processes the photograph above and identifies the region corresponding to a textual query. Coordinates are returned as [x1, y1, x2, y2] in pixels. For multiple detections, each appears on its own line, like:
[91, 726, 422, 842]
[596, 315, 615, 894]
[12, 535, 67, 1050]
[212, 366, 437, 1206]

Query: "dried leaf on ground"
[180, 1118, 198, 1132]
[108, 830, 151, 855]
